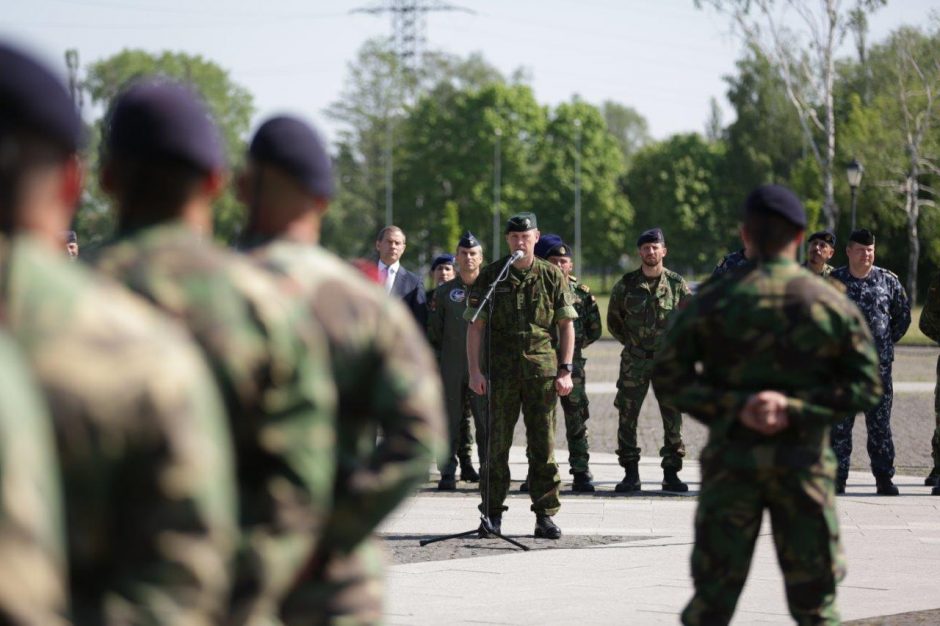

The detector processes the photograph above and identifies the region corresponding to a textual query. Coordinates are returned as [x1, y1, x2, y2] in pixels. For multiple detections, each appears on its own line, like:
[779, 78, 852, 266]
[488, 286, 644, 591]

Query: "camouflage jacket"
[711, 248, 748, 278]
[464, 255, 578, 379]
[802, 261, 835, 278]
[0, 332, 67, 625]
[831, 265, 912, 363]
[428, 274, 474, 379]
[93, 222, 336, 613]
[248, 238, 445, 560]
[1, 234, 237, 625]
[551, 275, 601, 365]
[608, 267, 691, 357]
[919, 271, 940, 344]
[652, 259, 882, 468]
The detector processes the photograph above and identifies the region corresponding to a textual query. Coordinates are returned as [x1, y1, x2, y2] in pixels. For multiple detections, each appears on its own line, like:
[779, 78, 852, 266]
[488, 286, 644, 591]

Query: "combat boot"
[925, 469, 940, 487]
[534, 514, 561, 539]
[614, 462, 642, 493]
[459, 458, 479, 483]
[933, 484, 940, 496]
[479, 515, 501, 538]
[519, 478, 529, 492]
[437, 474, 456, 491]
[835, 479, 846, 495]
[875, 476, 899, 496]
[571, 470, 595, 493]
[661, 469, 688, 493]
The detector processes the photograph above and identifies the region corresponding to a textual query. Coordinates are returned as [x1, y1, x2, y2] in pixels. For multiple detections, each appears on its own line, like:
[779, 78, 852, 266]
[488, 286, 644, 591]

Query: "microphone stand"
[420, 252, 529, 551]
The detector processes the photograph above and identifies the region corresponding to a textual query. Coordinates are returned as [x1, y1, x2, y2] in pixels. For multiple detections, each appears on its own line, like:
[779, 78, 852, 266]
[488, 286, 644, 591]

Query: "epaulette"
[577, 283, 591, 294]
[883, 268, 900, 281]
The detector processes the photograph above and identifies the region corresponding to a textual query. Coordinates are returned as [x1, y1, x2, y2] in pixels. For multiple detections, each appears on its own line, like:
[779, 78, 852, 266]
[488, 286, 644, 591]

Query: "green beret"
[505, 212, 538, 233]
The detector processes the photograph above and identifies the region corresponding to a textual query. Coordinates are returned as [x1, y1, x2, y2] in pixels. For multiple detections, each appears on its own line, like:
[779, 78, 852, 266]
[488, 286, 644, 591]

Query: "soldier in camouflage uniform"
[466, 213, 578, 540]
[608, 228, 692, 492]
[0, 333, 67, 625]
[803, 230, 836, 277]
[428, 235, 486, 490]
[237, 115, 446, 625]
[653, 185, 883, 626]
[831, 229, 911, 495]
[534, 234, 602, 492]
[918, 270, 940, 492]
[93, 81, 337, 624]
[0, 45, 238, 624]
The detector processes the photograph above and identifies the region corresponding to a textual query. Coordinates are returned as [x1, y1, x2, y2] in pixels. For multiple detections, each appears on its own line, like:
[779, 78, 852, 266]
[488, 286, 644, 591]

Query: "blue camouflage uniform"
[830, 265, 911, 482]
[711, 249, 748, 278]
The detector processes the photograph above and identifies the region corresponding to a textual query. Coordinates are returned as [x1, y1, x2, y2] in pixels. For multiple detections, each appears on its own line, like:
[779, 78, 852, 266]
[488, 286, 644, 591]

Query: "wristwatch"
[557, 363, 574, 374]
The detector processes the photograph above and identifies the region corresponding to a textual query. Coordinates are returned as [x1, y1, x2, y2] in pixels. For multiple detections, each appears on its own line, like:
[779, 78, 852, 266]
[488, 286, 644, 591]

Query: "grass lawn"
[593, 294, 933, 347]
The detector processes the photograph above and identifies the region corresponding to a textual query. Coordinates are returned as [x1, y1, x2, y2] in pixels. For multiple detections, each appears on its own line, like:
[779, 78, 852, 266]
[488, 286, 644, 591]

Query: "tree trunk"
[905, 174, 920, 306]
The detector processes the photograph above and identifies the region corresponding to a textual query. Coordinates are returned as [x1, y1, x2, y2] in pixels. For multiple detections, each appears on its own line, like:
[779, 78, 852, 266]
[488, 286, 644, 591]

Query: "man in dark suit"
[375, 225, 427, 326]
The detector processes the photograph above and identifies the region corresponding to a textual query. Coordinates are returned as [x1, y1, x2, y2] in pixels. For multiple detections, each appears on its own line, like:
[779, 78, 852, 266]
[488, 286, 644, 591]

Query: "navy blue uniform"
[711, 249, 748, 279]
[830, 266, 911, 481]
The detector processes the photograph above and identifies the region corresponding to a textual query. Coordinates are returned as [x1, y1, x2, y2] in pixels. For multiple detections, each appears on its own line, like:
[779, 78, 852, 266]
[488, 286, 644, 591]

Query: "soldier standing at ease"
[608, 228, 691, 492]
[0, 46, 237, 624]
[653, 184, 882, 625]
[237, 115, 446, 625]
[533, 234, 602, 492]
[428, 234, 485, 489]
[466, 213, 578, 539]
[831, 229, 911, 495]
[919, 270, 940, 492]
[803, 230, 837, 277]
[94, 81, 337, 624]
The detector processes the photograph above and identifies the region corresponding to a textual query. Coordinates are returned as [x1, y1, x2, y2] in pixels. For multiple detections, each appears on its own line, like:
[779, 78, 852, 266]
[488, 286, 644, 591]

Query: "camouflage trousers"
[438, 370, 484, 477]
[931, 356, 940, 472]
[614, 356, 685, 469]
[682, 447, 844, 626]
[558, 360, 591, 474]
[281, 536, 384, 626]
[831, 362, 894, 480]
[480, 375, 560, 518]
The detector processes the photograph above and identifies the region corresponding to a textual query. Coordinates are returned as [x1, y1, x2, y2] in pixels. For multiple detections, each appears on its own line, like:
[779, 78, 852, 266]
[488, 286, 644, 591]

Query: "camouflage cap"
[505, 212, 538, 233]
[636, 227, 665, 247]
[430, 253, 455, 271]
[849, 228, 875, 246]
[743, 184, 807, 228]
[457, 231, 481, 249]
[534, 233, 570, 259]
[808, 230, 836, 246]
[249, 115, 334, 198]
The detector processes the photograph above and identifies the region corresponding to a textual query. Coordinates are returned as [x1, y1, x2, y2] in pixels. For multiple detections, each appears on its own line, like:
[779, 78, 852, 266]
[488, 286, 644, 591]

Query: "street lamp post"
[573, 118, 582, 275]
[493, 127, 502, 259]
[846, 158, 864, 231]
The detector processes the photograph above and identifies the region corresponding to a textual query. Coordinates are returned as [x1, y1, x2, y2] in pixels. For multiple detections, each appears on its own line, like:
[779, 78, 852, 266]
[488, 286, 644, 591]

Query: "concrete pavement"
[381, 447, 940, 625]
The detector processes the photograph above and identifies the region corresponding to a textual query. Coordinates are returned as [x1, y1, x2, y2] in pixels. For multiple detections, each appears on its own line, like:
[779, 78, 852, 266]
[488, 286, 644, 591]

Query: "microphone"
[509, 249, 525, 262]
[468, 249, 526, 323]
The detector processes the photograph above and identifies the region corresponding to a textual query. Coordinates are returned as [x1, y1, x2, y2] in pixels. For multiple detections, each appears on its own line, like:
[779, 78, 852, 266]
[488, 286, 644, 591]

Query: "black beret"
[849, 228, 875, 246]
[249, 115, 334, 198]
[457, 230, 481, 249]
[636, 227, 665, 247]
[534, 233, 570, 259]
[0, 42, 83, 152]
[743, 184, 807, 228]
[106, 79, 224, 172]
[430, 253, 455, 271]
[807, 230, 836, 246]
[505, 212, 538, 233]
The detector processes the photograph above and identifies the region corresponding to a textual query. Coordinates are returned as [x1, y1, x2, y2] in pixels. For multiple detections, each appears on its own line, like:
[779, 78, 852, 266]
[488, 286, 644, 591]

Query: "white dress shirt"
[378, 260, 399, 294]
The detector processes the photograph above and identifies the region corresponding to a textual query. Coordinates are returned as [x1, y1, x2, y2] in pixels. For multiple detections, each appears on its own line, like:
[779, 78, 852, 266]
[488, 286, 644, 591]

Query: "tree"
[696, 0, 887, 229]
[77, 49, 254, 244]
[600, 101, 651, 168]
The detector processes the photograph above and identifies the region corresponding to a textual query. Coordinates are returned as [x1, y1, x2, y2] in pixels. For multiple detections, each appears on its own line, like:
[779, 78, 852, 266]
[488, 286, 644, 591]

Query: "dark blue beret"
[431, 253, 455, 271]
[106, 79, 224, 172]
[249, 115, 333, 198]
[849, 228, 875, 246]
[457, 230, 481, 249]
[743, 184, 806, 228]
[808, 230, 836, 246]
[505, 212, 538, 233]
[534, 233, 570, 259]
[0, 42, 83, 151]
[62, 230, 77, 244]
[636, 227, 665, 247]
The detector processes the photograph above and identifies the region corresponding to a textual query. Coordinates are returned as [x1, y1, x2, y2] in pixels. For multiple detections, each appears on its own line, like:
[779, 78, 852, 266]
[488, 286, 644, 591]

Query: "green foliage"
[78, 49, 254, 244]
[600, 101, 650, 168]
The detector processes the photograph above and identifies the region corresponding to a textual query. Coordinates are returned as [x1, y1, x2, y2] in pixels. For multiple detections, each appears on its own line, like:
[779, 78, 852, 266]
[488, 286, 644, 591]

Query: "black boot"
[875, 476, 899, 496]
[534, 514, 561, 539]
[519, 478, 529, 492]
[437, 474, 456, 491]
[925, 469, 940, 487]
[615, 462, 641, 493]
[479, 515, 502, 538]
[662, 468, 689, 493]
[459, 458, 479, 483]
[933, 484, 940, 496]
[571, 470, 595, 493]
[835, 478, 846, 495]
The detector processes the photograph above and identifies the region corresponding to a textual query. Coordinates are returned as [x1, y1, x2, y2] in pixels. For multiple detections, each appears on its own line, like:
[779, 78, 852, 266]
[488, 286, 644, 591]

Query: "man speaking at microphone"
[465, 212, 578, 539]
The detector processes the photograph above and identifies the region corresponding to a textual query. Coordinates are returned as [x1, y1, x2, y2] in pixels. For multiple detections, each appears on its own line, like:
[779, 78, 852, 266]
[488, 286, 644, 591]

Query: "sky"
[2, 0, 938, 145]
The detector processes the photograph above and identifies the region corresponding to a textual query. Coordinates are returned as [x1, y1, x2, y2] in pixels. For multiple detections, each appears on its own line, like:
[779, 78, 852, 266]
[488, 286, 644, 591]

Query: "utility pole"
[573, 118, 582, 276]
[493, 127, 502, 258]
[64, 49, 83, 115]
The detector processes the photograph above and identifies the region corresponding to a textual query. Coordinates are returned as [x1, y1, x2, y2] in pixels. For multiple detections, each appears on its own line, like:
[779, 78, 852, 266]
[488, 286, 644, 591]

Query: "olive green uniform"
[464, 256, 577, 518]
[608, 268, 691, 470]
[802, 261, 835, 277]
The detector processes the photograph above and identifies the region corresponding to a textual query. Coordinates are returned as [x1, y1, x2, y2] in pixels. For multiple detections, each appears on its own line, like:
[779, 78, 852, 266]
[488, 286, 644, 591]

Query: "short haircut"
[376, 225, 405, 243]
[0, 129, 72, 233]
[105, 154, 206, 229]
[743, 211, 802, 259]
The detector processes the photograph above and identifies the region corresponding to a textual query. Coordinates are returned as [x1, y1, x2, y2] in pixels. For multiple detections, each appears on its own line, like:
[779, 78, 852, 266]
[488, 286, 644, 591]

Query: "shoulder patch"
[449, 287, 466, 303]
[577, 283, 591, 294]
